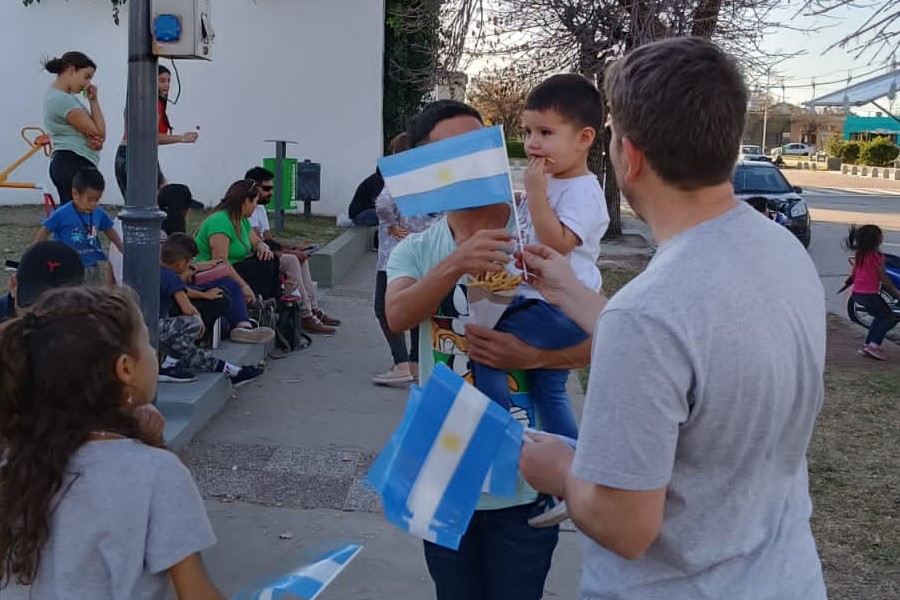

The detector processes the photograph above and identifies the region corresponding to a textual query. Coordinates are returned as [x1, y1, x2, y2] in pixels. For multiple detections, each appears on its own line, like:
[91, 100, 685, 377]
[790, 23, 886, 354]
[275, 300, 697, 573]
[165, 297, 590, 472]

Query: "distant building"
[843, 114, 900, 144]
[435, 72, 469, 102]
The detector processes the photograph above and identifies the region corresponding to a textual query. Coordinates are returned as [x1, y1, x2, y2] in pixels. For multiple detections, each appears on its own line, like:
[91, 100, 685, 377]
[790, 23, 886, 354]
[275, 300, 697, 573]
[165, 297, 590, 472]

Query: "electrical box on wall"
[151, 0, 214, 60]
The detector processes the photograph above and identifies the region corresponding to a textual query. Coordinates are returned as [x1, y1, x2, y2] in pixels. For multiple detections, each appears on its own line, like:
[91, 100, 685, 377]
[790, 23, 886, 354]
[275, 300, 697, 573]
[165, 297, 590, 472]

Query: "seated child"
[34, 167, 123, 286]
[470, 74, 610, 527]
[158, 233, 265, 387]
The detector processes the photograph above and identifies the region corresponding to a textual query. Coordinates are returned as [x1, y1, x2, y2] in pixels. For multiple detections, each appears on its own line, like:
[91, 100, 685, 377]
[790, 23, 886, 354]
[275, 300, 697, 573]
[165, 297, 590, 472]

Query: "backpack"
[275, 299, 312, 351]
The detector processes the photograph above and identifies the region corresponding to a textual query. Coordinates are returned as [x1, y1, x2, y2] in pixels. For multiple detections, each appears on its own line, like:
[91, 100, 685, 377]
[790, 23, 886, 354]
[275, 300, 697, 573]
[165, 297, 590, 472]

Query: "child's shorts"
[83, 262, 110, 287]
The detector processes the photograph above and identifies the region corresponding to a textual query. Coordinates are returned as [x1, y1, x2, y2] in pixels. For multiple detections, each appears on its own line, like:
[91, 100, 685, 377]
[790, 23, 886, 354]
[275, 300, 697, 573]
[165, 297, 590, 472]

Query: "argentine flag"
[367, 364, 524, 549]
[378, 125, 514, 217]
[234, 544, 362, 600]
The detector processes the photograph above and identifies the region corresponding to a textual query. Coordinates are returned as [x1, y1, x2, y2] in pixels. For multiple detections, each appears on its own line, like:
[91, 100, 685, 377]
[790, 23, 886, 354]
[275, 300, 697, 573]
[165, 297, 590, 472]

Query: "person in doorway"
[244, 166, 340, 335]
[114, 65, 198, 198]
[385, 99, 593, 600]
[518, 37, 828, 599]
[42, 51, 106, 205]
[372, 132, 439, 386]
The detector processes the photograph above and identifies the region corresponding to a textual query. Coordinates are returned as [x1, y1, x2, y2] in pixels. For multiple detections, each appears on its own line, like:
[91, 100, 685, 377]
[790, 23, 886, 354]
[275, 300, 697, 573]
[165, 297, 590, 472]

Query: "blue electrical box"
[154, 14, 181, 42]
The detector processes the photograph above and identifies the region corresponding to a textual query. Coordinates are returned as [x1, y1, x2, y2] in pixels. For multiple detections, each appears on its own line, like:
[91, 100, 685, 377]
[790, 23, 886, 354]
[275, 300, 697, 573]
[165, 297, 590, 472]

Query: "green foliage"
[23, 0, 126, 24]
[825, 137, 846, 159]
[859, 137, 900, 167]
[840, 141, 862, 165]
[505, 139, 526, 159]
[382, 1, 441, 151]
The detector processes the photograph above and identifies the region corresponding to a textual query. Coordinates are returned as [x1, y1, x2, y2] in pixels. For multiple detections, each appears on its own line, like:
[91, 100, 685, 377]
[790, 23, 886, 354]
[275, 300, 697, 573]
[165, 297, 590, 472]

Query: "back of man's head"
[605, 37, 748, 190]
[13, 242, 85, 309]
[161, 233, 198, 265]
[526, 74, 603, 132]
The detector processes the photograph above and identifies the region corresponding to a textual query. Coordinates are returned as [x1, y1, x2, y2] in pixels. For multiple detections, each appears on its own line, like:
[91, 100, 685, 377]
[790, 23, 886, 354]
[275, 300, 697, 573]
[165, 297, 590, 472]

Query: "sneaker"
[862, 344, 887, 361]
[230, 325, 276, 344]
[527, 494, 569, 528]
[372, 364, 414, 386]
[302, 315, 336, 335]
[158, 366, 198, 383]
[230, 365, 265, 388]
[314, 308, 342, 326]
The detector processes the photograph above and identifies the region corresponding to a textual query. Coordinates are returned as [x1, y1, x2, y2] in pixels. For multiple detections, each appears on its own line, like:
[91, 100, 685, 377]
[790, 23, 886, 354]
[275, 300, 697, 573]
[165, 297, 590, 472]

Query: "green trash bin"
[262, 157, 298, 212]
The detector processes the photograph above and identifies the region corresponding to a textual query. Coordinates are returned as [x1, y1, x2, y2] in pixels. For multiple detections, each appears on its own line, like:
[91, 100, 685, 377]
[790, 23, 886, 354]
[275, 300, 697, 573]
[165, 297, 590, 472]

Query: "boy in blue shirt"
[34, 167, 122, 286]
[158, 233, 265, 387]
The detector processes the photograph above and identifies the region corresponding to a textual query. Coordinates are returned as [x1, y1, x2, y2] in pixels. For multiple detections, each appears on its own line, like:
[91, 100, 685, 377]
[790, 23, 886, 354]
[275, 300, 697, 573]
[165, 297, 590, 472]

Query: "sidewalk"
[785, 169, 900, 194]
[179, 251, 587, 599]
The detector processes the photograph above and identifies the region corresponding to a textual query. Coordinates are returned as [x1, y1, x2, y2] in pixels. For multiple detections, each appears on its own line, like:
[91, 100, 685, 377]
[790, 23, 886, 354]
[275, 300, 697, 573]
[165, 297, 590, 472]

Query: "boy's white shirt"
[517, 174, 609, 296]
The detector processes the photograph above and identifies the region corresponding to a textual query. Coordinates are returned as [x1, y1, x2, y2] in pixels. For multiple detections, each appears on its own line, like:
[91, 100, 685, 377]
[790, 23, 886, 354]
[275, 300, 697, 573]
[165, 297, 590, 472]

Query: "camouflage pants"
[158, 315, 221, 373]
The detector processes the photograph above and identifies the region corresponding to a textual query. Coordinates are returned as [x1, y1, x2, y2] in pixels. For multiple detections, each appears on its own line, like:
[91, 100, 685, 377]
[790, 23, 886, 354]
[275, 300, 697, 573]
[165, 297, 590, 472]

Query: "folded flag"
[234, 544, 362, 600]
[366, 363, 523, 549]
[378, 125, 514, 217]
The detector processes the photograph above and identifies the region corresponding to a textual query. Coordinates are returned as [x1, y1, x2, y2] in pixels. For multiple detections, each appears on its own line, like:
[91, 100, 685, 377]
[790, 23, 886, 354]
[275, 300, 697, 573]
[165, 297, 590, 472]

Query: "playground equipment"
[0, 127, 57, 215]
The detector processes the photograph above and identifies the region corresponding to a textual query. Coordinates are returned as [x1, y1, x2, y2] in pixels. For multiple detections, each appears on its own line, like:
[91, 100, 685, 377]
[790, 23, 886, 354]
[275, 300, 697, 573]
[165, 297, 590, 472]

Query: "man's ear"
[621, 137, 645, 184]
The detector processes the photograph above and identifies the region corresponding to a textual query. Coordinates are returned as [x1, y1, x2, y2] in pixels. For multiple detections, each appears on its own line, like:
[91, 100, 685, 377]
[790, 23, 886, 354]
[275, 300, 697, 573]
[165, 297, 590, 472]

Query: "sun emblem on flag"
[437, 167, 455, 185]
[440, 432, 462, 453]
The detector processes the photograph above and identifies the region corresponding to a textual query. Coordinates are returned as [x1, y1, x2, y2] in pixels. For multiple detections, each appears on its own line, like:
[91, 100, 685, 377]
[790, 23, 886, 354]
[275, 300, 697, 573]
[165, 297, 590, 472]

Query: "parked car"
[732, 160, 811, 247]
[739, 145, 770, 162]
[770, 143, 813, 158]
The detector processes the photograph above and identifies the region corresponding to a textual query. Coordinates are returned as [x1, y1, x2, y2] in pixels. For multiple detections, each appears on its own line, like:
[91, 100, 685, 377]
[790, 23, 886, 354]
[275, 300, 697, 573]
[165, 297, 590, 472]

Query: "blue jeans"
[423, 503, 559, 600]
[192, 277, 250, 327]
[472, 297, 586, 439]
[352, 208, 378, 227]
[853, 292, 898, 345]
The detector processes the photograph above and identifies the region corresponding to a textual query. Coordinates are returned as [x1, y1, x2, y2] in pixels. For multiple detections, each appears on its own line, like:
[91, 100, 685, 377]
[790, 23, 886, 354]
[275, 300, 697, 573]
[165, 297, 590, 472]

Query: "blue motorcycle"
[844, 253, 900, 328]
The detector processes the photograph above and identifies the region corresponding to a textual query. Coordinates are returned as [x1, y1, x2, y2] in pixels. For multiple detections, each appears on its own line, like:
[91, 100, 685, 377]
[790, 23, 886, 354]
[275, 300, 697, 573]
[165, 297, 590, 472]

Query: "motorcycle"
[842, 252, 900, 328]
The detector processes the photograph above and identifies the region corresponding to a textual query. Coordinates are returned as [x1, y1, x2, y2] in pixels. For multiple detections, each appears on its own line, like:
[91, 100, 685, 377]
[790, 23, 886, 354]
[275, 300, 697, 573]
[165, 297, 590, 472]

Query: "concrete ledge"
[308, 226, 375, 288]
[161, 340, 270, 450]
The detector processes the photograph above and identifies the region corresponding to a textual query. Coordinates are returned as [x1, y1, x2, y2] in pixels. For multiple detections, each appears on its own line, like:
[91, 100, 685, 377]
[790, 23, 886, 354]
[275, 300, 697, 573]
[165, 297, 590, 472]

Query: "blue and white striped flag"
[366, 363, 523, 550]
[234, 544, 362, 600]
[378, 125, 514, 217]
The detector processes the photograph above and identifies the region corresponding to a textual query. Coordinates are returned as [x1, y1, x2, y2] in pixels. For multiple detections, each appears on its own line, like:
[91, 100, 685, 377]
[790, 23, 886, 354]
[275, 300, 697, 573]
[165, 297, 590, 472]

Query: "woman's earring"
[126, 396, 134, 406]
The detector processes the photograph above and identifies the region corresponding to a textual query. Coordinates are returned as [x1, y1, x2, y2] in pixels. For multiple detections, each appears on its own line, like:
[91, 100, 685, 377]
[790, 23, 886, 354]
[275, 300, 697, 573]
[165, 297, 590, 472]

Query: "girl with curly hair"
[0, 286, 224, 599]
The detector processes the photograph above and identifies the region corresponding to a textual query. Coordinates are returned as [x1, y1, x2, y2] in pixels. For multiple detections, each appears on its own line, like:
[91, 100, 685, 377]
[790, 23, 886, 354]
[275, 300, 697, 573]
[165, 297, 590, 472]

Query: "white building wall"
[0, 0, 384, 216]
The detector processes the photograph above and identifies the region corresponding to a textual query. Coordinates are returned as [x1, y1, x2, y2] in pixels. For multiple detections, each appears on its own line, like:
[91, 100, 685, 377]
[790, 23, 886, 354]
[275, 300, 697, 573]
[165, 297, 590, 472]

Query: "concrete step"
[161, 339, 270, 450]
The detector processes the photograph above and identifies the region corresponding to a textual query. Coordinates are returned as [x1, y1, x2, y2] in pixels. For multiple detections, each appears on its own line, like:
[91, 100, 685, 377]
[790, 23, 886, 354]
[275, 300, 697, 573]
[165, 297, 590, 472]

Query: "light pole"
[761, 68, 771, 153]
[119, 0, 165, 346]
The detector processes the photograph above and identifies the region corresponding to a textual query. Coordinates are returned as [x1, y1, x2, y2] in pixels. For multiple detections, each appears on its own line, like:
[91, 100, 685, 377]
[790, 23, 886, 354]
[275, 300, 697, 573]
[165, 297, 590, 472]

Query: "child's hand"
[133, 404, 166, 448]
[524, 157, 549, 200]
[202, 287, 224, 300]
[389, 225, 409, 240]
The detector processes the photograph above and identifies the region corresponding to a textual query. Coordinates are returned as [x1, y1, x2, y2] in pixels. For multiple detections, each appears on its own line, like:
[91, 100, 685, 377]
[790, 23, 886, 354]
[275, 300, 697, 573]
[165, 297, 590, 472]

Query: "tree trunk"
[691, 0, 724, 38]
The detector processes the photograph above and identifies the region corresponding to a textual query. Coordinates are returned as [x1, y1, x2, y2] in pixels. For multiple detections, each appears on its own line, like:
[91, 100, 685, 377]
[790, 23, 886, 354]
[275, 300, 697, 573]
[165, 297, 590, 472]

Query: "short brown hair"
[605, 37, 748, 190]
[526, 73, 603, 131]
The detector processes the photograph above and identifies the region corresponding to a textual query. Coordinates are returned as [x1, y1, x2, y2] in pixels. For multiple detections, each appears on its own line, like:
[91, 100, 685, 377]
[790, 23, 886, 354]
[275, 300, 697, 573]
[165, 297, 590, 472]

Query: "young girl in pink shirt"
[846, 225, 900, 360]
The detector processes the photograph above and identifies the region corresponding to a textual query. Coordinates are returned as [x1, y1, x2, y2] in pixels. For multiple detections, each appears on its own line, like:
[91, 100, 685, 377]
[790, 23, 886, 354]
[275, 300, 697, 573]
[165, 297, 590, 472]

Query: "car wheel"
[798, 232, 811, 248]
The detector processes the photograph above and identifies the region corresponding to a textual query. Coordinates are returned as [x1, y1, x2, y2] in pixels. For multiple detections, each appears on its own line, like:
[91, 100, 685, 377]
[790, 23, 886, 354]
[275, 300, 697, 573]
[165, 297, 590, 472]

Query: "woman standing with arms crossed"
[43, 52, 106, 205]
[114, 65, 198, 197]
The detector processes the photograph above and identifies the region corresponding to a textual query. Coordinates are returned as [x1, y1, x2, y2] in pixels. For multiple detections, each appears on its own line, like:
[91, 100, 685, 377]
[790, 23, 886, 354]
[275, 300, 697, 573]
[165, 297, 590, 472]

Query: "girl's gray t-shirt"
[574, 202, 827, 599]
[3, 439, 216, 600]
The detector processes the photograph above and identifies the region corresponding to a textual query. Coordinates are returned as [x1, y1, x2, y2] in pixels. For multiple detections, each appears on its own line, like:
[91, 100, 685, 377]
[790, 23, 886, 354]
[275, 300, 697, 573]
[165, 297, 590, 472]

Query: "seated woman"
[110, 183, 274, 344]
[195, 179, 282, 303]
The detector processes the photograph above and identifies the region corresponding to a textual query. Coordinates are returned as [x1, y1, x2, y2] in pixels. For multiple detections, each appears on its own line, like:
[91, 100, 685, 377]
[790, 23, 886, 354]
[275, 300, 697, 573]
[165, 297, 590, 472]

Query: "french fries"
[469, 270, 523, 293]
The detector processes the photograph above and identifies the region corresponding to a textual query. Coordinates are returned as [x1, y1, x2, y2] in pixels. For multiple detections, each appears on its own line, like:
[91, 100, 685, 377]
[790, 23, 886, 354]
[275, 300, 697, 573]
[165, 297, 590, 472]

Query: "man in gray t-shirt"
[519, 38, 827, 599]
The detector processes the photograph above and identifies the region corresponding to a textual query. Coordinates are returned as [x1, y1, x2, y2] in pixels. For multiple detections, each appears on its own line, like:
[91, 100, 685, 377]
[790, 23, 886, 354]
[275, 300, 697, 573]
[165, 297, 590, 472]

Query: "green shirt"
[195, 210, 253, 264]
[386, 212, 538, 511]
[44, 88, 100, 165]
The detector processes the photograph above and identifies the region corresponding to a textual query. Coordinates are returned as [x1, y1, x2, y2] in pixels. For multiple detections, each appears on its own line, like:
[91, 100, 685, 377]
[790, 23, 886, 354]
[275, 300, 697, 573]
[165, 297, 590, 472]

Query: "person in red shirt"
[114, 65, 199, 198]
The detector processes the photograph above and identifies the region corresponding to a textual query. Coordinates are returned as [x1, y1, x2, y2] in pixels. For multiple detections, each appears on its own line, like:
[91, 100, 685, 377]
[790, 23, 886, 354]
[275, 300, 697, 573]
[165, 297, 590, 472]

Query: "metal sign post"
[264, 139, 297, 235]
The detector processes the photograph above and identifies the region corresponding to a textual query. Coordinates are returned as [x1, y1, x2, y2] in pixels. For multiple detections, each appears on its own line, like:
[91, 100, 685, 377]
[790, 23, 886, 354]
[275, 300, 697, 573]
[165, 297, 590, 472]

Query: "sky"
[464, 1, 897, 114]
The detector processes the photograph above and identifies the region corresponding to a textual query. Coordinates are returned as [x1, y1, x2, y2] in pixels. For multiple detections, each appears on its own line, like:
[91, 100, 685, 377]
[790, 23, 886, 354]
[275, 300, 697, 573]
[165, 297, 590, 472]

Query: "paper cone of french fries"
[464, 271, 522, 330]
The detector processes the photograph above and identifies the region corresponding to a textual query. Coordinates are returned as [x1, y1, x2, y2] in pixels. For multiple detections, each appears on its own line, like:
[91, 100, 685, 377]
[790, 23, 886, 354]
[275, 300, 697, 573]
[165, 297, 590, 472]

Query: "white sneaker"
[372, 365, 414, 386]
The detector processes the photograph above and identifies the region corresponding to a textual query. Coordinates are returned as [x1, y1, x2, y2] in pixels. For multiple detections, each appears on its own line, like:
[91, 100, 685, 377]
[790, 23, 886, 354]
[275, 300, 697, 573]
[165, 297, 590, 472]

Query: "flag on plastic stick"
[378, 126, 515, 217]
[367, 363, 522, 549]
[234, 544, 362, 600]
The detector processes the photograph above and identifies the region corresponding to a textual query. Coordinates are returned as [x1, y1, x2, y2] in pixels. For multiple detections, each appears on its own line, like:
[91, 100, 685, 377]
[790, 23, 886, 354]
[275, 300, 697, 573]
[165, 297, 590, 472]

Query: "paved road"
[802, 187, 900, 318]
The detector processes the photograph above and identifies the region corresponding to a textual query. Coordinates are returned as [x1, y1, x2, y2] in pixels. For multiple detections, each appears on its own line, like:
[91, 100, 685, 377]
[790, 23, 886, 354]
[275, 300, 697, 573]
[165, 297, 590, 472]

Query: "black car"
[732, 160, 811, 247]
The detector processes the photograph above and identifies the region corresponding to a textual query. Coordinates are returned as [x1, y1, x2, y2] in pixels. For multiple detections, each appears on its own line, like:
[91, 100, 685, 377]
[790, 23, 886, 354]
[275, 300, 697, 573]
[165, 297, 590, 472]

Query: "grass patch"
[808, 368, 900, 599]
[0, 205, 343, 295]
